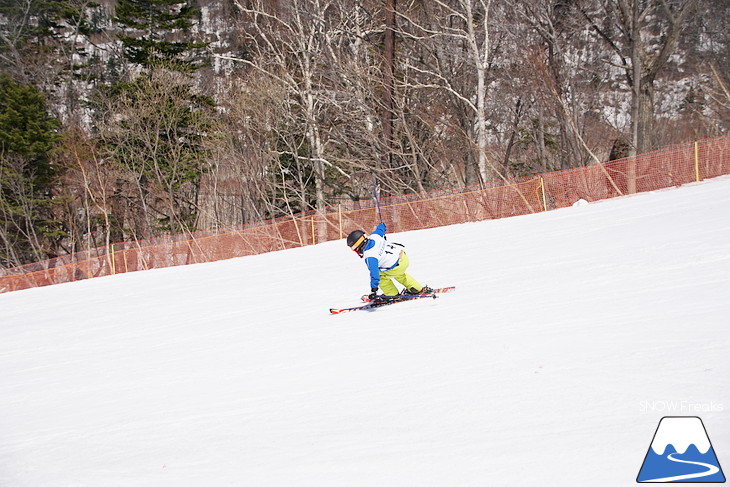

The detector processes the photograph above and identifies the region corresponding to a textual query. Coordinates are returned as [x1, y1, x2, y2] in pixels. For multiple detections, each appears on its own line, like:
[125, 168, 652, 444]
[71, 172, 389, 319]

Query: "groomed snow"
[2, 177, 729, 486]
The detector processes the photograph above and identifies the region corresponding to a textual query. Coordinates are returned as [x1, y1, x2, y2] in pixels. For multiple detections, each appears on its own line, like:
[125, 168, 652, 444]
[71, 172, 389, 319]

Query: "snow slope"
[2, 177, 729, 487]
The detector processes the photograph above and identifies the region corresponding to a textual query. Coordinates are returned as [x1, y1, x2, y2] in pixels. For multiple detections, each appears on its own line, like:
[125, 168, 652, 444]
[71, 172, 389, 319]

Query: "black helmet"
[346, 230, 367, 256]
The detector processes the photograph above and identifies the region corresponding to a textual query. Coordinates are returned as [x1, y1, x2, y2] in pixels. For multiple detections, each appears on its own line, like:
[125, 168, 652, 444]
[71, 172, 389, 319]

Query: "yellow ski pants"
[379, 251, 423, 296]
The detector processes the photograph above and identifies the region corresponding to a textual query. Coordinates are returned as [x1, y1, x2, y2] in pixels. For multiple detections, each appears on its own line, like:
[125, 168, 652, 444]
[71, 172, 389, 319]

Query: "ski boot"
[402, 285, 434, 296]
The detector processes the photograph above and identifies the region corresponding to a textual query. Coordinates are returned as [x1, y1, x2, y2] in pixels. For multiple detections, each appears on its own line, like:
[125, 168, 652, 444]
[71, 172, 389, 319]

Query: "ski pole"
[371, 173, 383, 223]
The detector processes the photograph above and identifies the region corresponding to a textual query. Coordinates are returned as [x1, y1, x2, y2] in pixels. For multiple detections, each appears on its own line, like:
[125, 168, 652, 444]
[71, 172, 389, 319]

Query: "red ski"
[330, 286, 455, 315]
[360, 286, 456, 302]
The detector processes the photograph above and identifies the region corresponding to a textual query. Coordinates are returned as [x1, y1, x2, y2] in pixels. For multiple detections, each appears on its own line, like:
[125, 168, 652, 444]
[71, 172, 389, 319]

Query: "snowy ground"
[1, 177, 729, 487]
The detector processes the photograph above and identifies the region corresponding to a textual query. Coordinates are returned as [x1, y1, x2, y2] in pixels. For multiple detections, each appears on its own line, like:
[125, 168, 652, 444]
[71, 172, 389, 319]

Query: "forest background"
[0, 0, 728, 269]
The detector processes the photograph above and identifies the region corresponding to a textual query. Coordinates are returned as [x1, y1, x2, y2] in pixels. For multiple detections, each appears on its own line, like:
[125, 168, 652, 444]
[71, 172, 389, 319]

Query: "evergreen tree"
[114, 0, 208, 72]
[0, 76, 63, 267]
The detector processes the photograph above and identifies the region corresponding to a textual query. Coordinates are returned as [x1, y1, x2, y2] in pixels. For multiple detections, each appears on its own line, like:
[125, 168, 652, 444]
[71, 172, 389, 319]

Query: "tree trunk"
[382, 0, 396, 172]
[637, 77, 655, 154]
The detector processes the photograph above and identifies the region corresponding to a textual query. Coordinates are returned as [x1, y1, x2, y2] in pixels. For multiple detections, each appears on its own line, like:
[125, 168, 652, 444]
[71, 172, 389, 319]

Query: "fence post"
[694, 141, 701, 182]
[540, 177, 548, 211]
[311, 215, 316, 245]
[338, 204, 342, 239]
[110, 245, 116, 275]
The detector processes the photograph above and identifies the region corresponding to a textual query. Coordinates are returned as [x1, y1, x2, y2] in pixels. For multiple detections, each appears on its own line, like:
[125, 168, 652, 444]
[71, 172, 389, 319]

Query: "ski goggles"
[350, 235, 367, 252]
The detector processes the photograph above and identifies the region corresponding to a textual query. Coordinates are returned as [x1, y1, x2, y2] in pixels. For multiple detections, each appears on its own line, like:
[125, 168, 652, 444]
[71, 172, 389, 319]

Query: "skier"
[346, 223, 432, 303]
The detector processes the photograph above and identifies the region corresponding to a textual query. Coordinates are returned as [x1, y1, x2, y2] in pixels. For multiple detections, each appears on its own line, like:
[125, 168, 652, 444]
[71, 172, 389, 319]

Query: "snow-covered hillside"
[2, 177, 729, 487]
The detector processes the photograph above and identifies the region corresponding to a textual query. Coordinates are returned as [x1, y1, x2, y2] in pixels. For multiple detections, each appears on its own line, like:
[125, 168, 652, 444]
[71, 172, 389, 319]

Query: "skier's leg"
[399, 272, 423, 293]
[382, 252, 423, 293]
[378, 274, 399, 296]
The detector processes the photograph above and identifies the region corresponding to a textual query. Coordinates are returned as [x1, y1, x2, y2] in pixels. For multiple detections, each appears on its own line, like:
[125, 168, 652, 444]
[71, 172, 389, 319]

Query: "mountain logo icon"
[637, 416, 726, 483]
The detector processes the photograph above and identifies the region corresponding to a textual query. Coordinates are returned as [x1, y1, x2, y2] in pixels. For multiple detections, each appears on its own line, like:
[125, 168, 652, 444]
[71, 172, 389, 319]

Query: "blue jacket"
[363, 223, 391, 289]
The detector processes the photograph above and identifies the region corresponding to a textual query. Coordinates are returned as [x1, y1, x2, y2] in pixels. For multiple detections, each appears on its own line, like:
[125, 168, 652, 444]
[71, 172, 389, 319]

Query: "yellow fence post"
[311, 215, 316, 245]
[110, 246, 116, 276]
[694, 141, 701, 182]
[540, 177, 548, 211]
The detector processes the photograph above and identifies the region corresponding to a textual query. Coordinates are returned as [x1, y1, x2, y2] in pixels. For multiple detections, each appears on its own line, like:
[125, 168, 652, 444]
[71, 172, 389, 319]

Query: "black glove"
[368, 288, 378, 300]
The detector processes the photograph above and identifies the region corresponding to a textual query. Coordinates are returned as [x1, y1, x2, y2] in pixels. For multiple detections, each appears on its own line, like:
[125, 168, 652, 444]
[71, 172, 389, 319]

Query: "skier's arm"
[372, 223, 386, 237]
[365, 256, 380, 289]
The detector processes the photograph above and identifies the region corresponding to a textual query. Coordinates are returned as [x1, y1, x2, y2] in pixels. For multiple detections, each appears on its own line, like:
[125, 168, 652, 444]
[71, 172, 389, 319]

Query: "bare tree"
[581, 0, 698, 159]
[397, 0, 506, 184]
[231, 0, 340, 218]
[512, 1, 593, 170]
[93, 69, 218, 239]
[195, 75, 279, 228]
[52, 127, 125, 274]
[224, 0, 419, 234]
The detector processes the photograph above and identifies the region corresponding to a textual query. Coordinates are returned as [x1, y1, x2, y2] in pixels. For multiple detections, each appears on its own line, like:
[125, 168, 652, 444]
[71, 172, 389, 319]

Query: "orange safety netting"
[1, 136, 728, 294]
